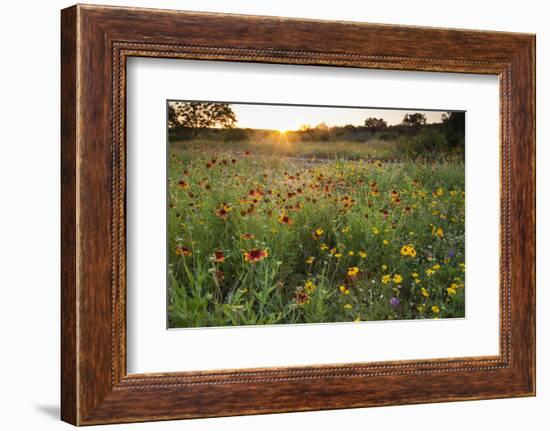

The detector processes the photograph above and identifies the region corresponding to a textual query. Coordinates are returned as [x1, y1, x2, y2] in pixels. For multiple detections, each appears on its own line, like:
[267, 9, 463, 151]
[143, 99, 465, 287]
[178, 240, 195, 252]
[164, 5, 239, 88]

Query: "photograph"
[46, 1, 537, 426]
[167, 101, 466, 328]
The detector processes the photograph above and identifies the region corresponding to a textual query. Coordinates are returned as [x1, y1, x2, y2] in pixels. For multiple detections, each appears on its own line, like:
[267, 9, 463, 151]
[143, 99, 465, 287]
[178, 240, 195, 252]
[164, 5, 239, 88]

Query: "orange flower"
[248, 188, 264, 198]
[215, 203, 231, 220]
[278, 214, 293, 225]
[174, 246, 192, 257]
[177, 180, 188, 189]
[295, 291, 310, 305]
[244, 248, 269, 263]
[240, 233, 255, 240]
[213, 250, 225, 263]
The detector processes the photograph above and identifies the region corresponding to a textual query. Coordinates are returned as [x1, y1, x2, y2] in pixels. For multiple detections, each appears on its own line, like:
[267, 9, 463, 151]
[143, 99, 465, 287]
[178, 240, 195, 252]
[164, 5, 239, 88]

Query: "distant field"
[170, 137, 399, 161]
[168, 138, 465, 328]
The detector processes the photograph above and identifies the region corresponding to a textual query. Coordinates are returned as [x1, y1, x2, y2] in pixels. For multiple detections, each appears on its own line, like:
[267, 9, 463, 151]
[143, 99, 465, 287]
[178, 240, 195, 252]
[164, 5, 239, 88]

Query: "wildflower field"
[167, 138, 465, 328]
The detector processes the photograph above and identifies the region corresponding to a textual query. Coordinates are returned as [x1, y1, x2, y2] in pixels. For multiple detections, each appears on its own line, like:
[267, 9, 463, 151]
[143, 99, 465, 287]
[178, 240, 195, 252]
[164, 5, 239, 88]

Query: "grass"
[167, 138, 465, 328]
[171, 137, 399, 161]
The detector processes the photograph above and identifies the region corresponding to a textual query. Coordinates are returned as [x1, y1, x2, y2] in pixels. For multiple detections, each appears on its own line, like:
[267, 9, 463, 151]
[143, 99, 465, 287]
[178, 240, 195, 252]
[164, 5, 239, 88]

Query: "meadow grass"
[171, 137, 399, 161]
[168, 138, 465, 328]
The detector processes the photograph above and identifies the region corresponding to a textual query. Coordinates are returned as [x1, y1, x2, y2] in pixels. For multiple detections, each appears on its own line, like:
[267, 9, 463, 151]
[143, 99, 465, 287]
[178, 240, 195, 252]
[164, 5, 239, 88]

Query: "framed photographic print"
[61, 4, 536, 425]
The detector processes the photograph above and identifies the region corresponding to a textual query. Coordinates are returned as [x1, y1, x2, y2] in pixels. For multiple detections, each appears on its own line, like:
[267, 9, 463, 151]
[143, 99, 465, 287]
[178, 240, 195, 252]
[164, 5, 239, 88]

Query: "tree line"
[168, 102, 465, 151]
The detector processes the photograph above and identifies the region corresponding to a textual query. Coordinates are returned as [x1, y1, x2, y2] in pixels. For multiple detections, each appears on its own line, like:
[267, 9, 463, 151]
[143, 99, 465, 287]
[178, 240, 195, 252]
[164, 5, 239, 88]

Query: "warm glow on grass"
[276, 129, 290, 147]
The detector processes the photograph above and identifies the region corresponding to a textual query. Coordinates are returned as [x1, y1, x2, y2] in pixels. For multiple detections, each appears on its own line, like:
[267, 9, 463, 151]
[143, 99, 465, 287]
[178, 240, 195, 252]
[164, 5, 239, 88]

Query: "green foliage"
[167, 139, 465, 328]
[396, 129, 452, 160]
[364, 117, 388, 132]
[441, 111, 466, 149]
[168, 102, 237, 137]
[401, 113, 427, 128]
[223, 128, 249, 142]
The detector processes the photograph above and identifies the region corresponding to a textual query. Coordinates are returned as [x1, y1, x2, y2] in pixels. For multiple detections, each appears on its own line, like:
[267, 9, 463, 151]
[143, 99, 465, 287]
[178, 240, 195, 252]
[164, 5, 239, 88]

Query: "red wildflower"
[244, 248, 268, 263]
[295, 291, 310, 305]
[213, 250, 225, 263]
[174, 246, 192, 257]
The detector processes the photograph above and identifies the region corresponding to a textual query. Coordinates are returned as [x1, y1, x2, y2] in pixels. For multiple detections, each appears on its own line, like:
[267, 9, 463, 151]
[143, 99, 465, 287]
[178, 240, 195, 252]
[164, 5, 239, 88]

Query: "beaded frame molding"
[61, 4, 535, 425]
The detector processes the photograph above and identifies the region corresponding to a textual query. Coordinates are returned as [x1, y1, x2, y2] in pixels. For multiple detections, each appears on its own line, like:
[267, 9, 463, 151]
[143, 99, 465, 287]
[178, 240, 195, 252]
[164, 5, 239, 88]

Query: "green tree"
[401, 113, 427, 128]
[363, 117, 387, 132]
[441, 111, 466, 149]
[168, 102, 237, 136]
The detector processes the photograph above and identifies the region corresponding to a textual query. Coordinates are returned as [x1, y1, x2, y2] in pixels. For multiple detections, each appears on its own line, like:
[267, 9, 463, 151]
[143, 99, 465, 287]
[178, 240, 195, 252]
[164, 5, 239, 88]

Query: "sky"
[230, 103, 448, 131]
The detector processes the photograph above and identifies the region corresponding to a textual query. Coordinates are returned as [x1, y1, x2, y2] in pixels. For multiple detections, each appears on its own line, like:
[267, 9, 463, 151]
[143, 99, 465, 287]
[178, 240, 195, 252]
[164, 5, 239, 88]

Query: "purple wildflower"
[390, 297, 400, 308]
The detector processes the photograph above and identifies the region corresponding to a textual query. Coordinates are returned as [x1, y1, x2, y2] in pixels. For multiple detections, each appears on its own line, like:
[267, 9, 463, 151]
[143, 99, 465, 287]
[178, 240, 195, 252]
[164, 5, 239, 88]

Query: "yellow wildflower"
[400, 244, 417, 257]
[347, 267, 360, 277]
[304, 280, 316, 293]
[312, 228, 324, 240]
[339, 285, 350, 295]
[447, 286, 457, 295]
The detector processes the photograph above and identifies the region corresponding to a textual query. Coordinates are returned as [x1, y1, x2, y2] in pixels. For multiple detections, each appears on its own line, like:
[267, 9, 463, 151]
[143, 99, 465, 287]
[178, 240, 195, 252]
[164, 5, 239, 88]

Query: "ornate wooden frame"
[61, 4, 536, 425]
